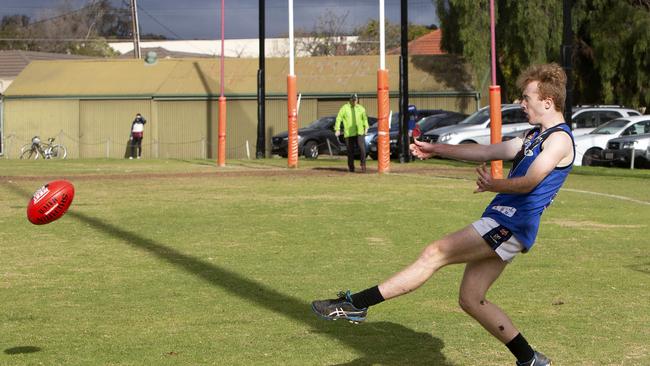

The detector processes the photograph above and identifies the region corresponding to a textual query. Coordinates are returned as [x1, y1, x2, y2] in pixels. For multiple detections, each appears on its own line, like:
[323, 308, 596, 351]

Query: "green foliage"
[574, 0, 650, 107]
[436, 0, 491, 89]
[496, 1, 563, 100]
[436, 0, 650, 108]
[0, 15, 34, 50]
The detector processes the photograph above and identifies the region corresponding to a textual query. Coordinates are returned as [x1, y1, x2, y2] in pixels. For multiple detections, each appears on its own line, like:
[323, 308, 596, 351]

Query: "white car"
[421, 104, 530, 145]
[574, 115, 650, 166]
[570, 106, 641, 137]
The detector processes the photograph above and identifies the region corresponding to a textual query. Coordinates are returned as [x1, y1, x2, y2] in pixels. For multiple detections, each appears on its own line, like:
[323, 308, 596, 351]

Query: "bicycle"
[20, 136, 68, 160]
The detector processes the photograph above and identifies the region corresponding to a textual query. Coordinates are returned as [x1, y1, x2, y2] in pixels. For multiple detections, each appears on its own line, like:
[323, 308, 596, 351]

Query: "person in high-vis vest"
[334, 94, 369, 172]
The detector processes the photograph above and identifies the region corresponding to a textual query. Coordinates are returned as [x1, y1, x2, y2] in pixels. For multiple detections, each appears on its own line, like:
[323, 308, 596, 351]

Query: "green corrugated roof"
[5, 55, 473, 98]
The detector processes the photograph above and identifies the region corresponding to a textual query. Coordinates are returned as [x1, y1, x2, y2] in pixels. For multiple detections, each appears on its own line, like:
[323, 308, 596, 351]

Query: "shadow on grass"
[4, 346, 41, 355]
[69, 211, 454, 365]
[5, 182, 453, 365]
[312, 167, 352, 173]
[627, 261, 650, 275]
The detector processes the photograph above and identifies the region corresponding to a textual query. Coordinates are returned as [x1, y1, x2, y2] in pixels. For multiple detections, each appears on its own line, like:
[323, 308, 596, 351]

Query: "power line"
[135, 4, 182, 40]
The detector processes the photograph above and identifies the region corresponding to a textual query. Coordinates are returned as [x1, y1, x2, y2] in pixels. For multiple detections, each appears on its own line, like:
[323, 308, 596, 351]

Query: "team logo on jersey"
[491, 205, 517, 217]
[523, 131, 545, 157]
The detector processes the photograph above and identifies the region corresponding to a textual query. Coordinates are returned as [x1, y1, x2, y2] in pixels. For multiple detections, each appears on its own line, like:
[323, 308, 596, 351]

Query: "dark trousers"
[130, 137, 143, 158]
[345, 135, 367, 172]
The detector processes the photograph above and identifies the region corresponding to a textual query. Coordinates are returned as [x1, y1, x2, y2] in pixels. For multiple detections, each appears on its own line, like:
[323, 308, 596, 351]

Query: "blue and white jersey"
[482, 123, 574, 249]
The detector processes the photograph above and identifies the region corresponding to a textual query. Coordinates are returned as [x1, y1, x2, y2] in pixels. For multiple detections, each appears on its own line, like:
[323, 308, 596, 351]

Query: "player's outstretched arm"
[410, 137, 522, 163]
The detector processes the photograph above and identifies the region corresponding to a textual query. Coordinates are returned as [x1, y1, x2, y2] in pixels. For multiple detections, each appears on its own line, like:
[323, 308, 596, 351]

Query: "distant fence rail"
[2, 130, 254, 160]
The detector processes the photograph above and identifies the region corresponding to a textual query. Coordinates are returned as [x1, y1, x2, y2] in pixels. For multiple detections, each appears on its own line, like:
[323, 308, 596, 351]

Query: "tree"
[0, 0, 150, 57]
[436, 0, 562, 101]
[349, 19, 435, 55]
[295, 10, 350, 56]
[0, 15, 34, 50]
[573, 0, 650, 107]
[435, 0, 650, 108]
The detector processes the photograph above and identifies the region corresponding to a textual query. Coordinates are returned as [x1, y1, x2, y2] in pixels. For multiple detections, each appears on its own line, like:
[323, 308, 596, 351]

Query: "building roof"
[389, 29, 445, 56]
[4, 54, 473, 98]
[0, 50, 92, 79]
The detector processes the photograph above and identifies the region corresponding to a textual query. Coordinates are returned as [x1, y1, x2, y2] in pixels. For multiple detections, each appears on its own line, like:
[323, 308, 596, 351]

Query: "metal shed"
[1, 55, 479, 159]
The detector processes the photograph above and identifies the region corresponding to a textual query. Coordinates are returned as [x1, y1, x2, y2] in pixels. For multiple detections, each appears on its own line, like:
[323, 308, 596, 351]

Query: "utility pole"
[130, 0, 141, 59]
[398, 0, 410, 163]
[256, 0, 266, 159]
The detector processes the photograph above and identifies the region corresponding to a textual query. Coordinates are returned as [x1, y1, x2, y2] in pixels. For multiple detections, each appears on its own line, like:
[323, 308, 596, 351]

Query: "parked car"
[364, 107, 447, 153]
[601, 133, 650, 168]
[420, 104, 530, 145]
[412, 112, 469, 139]
[574, 116, 650, 166]
[271, 115, 377, 159]
[570, 105, 641, 136]
[491, 106, 643, 146]
[369, 111, 468, 159]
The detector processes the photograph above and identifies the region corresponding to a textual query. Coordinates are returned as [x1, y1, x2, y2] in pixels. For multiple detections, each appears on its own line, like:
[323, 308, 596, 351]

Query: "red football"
[27, 180, 75, 225]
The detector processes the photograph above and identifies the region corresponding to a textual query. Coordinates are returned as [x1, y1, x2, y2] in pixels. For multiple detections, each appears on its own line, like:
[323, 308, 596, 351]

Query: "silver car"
[421, 104, 529, 145]
[602, 133, 650, 168]
[574, 116, 650, 166]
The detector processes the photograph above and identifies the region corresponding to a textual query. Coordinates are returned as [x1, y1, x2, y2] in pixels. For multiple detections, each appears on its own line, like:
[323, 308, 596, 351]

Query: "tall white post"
[289, 0, 295, 76]
[379, 0, 386, 70]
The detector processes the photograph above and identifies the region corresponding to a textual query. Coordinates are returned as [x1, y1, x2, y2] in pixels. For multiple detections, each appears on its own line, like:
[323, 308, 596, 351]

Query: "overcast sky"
[1, 0, 438, 40]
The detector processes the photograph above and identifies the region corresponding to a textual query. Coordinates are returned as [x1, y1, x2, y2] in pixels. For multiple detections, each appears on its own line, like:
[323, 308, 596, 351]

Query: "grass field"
[1, 158, 648, 365]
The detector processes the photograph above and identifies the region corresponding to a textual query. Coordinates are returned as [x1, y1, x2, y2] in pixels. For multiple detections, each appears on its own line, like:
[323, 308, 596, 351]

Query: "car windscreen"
[418, 113, 465, 130]
[589, 119, 630, 134]
[308, 117, 335, 129]
[458, 108, 489, 125]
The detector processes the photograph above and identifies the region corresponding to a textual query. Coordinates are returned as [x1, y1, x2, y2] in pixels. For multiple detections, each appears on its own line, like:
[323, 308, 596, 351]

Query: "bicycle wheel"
[49, 145, 67, 159]
[20, 145, 39, 160]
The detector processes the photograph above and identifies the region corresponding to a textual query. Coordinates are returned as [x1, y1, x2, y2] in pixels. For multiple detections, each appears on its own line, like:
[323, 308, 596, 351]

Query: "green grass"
[1, 158, 648, 365]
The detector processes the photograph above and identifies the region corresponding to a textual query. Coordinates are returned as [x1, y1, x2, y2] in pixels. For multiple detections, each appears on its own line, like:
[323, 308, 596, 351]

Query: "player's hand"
[409, 138, 436, 160]
[474, 163, 494, 193]
[335, 131, 340, 137]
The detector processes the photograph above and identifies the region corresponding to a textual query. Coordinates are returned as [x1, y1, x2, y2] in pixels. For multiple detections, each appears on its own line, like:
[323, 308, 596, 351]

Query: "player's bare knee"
[418, 242, 444, 269]
[458, 292, 485, 315]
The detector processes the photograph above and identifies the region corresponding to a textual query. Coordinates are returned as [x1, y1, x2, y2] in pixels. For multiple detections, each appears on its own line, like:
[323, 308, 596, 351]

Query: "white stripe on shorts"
[471, 217, 524, 262]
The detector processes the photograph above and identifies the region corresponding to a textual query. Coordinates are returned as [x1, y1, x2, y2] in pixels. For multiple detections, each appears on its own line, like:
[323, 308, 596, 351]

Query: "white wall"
[109, 37, 359, 58]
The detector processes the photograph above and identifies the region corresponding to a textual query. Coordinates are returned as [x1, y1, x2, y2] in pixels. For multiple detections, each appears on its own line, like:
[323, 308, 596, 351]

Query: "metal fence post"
[106, 138, 111, 158]
[7, 134, 14, 159]
[630, 142, 636, 170]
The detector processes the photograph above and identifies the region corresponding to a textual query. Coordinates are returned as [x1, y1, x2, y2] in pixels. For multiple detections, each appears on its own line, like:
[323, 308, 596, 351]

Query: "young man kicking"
[311, 63, 575, 366]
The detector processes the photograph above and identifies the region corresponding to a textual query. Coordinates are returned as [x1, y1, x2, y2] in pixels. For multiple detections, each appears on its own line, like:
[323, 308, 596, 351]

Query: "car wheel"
[582, 148, 602, 166]
[459, 140, 477, 144]
[303, 141, 319, 159]
[369, 152, 378, 160]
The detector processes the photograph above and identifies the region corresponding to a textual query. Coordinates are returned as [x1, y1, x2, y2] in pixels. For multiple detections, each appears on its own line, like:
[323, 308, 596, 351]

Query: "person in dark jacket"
[129, 113, 147, 159]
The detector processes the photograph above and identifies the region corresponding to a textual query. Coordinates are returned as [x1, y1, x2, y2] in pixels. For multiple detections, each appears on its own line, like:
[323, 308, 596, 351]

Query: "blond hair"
[516, 63, 567, 112]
